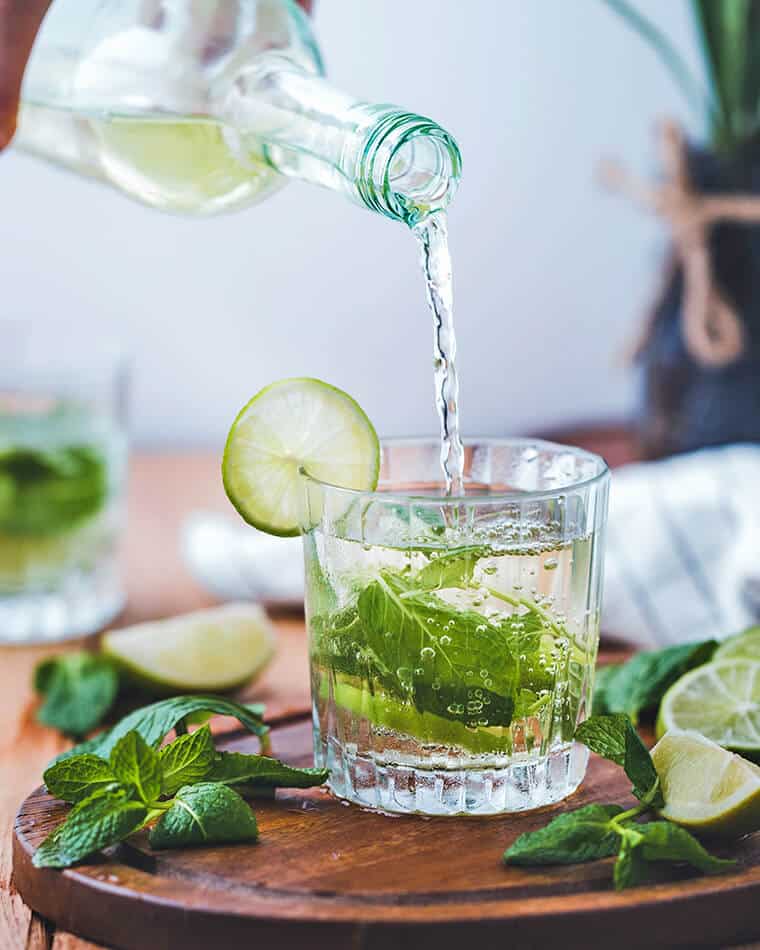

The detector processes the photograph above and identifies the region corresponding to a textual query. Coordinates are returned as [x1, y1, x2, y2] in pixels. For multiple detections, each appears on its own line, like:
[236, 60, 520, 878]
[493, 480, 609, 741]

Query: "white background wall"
[0, 0, 705, 448]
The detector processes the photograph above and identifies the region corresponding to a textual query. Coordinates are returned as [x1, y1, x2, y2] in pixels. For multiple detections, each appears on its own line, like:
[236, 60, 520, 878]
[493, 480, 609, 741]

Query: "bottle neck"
[221, 56, 461, 226]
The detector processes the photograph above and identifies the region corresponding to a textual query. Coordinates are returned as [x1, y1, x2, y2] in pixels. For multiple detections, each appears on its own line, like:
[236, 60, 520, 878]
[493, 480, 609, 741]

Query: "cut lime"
[656, 659, 760, 756]
[102, 603, 276, 694]
[714, 626, 760, 663]
[327, 674, 512, 755]
[652, 730, 760, 837]
[223, 378, 380, 537]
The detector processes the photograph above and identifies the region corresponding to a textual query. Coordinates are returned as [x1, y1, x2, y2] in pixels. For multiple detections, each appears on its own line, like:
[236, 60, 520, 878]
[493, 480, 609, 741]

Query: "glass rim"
[300, 436, 610, 506]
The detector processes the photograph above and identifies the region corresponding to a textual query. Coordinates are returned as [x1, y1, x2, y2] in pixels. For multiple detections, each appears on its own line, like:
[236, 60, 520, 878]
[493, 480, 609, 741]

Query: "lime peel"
[102, 603, 277, 694]
[223, 378, 379, 537]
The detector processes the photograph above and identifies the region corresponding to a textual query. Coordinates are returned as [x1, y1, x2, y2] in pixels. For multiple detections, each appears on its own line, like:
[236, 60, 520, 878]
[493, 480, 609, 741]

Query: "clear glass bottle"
[15, 0, 461, 225]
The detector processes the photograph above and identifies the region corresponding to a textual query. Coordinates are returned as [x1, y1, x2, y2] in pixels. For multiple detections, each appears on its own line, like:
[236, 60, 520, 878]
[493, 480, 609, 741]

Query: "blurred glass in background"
[0, 323, 128, 643]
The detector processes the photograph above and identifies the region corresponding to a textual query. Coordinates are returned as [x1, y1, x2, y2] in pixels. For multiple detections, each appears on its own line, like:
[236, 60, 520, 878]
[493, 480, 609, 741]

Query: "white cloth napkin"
[602, 444, 760, 648]
[181, 511, 304, 607]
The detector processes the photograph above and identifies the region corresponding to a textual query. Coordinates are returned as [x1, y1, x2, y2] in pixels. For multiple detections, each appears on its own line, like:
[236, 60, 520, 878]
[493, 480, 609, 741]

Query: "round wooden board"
[13, 718, 760, 950]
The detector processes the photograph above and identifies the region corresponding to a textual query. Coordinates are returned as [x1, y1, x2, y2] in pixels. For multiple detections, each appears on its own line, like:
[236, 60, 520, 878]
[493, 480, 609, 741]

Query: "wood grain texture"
[13, 718, 760, 950]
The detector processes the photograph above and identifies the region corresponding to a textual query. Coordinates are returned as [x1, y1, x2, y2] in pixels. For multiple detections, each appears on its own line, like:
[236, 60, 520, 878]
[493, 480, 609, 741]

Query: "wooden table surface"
[1, 436, 643, 950]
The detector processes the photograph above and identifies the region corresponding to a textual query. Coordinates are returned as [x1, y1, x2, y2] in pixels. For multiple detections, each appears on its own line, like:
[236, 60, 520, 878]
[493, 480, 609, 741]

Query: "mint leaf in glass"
[44, 753, 117, 804]
[504, 803, 624, 866]
[593, 641, 716, 722]
[204, 750, 328, 789]
[0, 445, 108, 537]
[159, 725, 217, 796]
[110, 732, 163, 805]
[415, 546, 484, 590]
[148, 783, 258, 849]
[356, 571, 517, 727]
[34, 652, 120, 739]
[33, 787, 147, 869]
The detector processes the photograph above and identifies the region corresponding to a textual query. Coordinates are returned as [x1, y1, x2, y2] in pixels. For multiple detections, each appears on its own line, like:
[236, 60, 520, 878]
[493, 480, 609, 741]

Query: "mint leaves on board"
[593, 641, 717, 723]
[34, 652, 120, 739]
[575, 713, 663, 807]
[34, 700, 328, 869]
[149, 783, 259, 849]
[51, 694, 269, 766]
[504, 714, 733, 890]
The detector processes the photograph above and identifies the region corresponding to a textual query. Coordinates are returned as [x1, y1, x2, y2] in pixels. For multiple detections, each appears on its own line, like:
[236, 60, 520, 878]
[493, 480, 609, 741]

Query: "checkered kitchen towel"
[602, 444, 760, 648]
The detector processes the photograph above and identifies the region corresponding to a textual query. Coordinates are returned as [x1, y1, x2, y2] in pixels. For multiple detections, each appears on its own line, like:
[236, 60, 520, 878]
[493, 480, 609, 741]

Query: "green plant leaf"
[109, 732, 163, 805]
[50, 696, 268, 767]
[159, 725, 216, 797]
[614, 832, 650, 890]
[0, 444, 108, 536]
[613, 821, 735, 889]
[33, 787, 147, 869]
[602, 0, 715, 131]
[575, 714, 663, 807]
[148, 783, 258, 850]
[356, 572, 517, 727]
[592, 641, 716, 723]
[204, 751, 328, 789]
[504, 804, 624, 866]
[636, 821, 736, 873]
[43, 754, 117, 804]
[34, 652, 120, 739]
[415, 546, 484, 590]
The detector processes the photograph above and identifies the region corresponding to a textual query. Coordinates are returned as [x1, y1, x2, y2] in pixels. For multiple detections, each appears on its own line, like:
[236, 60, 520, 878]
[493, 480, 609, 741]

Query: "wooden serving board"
[13, 715, 760, 950]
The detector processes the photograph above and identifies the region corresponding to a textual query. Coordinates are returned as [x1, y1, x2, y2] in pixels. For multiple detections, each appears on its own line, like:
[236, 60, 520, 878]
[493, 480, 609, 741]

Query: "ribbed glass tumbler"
[302, 438, 609, 816]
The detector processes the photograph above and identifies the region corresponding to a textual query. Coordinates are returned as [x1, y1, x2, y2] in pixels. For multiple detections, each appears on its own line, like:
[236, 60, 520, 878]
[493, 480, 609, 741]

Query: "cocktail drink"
[0, 331, 127, 643]
[302, 439, 609, 815]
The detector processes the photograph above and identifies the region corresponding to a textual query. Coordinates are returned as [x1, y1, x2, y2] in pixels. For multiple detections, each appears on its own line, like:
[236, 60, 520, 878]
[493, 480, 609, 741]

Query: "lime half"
[656, 659, 760, 756]
[652, 730, 760, 837]
[223, 378, 379, 537]
[102, 603, 276, 694]
[714, 626, 760, 663]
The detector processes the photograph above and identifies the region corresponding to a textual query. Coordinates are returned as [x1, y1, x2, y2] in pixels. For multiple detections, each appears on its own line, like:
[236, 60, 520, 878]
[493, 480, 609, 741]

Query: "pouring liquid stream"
[415, 212, 465, 497]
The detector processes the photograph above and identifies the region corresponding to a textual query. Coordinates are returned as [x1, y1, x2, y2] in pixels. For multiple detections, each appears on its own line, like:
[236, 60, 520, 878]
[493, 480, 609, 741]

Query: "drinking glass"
[302, 439, 609, 816]
[0, 323, 128, 643]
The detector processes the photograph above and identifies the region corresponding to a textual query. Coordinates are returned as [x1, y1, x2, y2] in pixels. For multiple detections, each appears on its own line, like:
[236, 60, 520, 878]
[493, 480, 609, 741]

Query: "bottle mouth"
[357, 112, 462, 226]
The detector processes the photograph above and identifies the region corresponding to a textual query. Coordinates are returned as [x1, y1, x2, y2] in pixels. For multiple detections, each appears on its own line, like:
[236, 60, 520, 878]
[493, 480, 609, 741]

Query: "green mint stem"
[485, 587, 566, 640]
[610, 802, 648, 832]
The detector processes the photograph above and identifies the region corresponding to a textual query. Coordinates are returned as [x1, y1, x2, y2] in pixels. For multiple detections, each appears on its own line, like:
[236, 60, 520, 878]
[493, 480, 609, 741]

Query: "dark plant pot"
[639, 136, 760, 458]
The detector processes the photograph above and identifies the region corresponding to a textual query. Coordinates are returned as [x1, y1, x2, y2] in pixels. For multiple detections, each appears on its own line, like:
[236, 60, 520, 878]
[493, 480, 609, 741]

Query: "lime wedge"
[102, 603, 276, 694]
[652, 730, 760, 837]
[223, 378, 379, 537]
[656, 659, 760, 756]
[714, 626, 760, 663]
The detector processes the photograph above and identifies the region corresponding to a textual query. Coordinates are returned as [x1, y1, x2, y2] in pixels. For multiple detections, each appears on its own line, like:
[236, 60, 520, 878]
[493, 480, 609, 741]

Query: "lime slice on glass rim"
[714, 626, 760, 663]
[656, 659, 760, 758]
[102, 603, 277, 694]
[652, 730, 760, 838]
[222, 378, 380, 537]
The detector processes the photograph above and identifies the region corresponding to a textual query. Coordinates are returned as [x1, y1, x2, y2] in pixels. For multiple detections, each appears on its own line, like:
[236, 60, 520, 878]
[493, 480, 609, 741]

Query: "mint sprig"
[34, 703, 328, 869]
[593, 641, 717, 723]
[34, 652, 120, 739]
[504, 714, 734, 890]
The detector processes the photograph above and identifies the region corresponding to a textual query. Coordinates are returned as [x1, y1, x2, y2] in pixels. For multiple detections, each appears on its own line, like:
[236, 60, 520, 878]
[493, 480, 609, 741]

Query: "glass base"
[319, 735, 589, 816]
[0, 562, 125, 644]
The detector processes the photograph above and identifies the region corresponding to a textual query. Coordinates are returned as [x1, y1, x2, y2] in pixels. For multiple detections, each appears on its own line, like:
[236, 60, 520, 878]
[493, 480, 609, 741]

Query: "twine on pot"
[599, 119, 760, 368]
